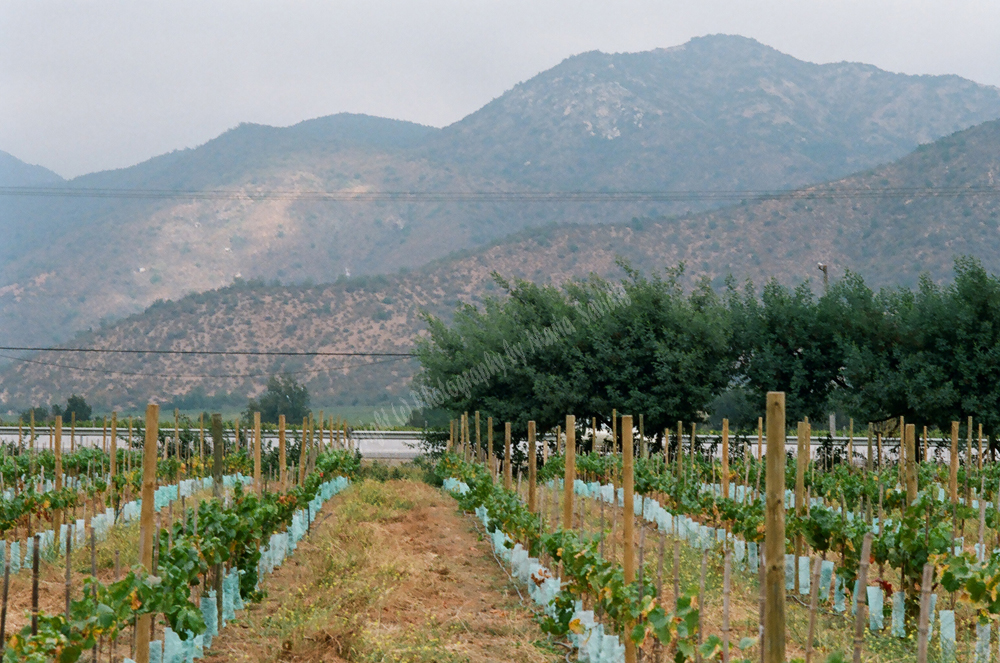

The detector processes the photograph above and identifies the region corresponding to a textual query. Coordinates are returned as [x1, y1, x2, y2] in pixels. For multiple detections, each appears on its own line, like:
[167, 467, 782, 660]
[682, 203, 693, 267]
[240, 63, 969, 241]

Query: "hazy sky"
[3, 1, 999, 178]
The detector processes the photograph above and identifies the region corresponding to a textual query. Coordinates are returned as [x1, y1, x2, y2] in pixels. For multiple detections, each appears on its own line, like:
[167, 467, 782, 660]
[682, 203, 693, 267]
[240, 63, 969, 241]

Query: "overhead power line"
[0, 346, 414, 357]
[1, 185, 998, 202]
[0, 352, 410, 379]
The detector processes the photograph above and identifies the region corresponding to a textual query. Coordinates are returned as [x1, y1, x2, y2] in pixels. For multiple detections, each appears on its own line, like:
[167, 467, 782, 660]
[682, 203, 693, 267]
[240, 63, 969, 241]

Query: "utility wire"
[0, 346, 414, 357]
[0, 352, 411, 379]
[1, 185, 998, 202]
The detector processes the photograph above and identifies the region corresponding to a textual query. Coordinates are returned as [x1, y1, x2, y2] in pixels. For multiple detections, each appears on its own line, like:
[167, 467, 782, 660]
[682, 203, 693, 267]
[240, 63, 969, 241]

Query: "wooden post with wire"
[278, 415, 287, 491]
[622, 414, 636, 663]
[905, 424, 918, 505]
[950, 421, 960, 504]
[53, 416, 63, 544]
[763, 392, 786, 663]
[564, 415, 576, 530]
[254, 412, 262, 495]
[109, 411, 117, 480]
[135, 404, 159, 663]
[504, 422, 512, 490]
[528, 421, 537, 513]
[852, 534, 873, 663]
[794, 421, 807, 595]
[721, 418, 730, 499]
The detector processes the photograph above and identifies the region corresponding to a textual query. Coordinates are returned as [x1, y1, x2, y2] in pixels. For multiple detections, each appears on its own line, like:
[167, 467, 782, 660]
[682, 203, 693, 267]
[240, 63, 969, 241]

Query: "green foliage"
[244, 374, 311, 426]
[415, 265, 733, 449]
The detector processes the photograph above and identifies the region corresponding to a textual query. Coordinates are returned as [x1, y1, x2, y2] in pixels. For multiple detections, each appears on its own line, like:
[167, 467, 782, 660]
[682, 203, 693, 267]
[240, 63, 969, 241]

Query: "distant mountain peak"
[0, 150, 64, 186]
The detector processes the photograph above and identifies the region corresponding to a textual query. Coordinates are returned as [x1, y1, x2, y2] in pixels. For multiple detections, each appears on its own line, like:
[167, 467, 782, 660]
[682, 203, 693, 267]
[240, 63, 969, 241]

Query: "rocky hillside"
[3, 35, 1000, 348]
[3, 117, 999, 412]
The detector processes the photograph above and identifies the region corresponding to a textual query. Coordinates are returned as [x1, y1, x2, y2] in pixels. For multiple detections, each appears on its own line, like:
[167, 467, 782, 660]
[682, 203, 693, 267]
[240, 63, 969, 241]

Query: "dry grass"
[201, 478, 558, 662]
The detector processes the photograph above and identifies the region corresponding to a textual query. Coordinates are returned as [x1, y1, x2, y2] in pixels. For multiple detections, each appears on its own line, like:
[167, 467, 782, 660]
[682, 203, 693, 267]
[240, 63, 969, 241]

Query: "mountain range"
[3, 114, 999, 412]
[4, 34, 1000, 351]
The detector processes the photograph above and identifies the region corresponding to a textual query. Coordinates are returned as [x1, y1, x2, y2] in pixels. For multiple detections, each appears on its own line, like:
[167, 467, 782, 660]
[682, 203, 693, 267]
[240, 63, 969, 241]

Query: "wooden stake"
[852, 534, 873, 663]
[979, 423, 984, 471]
[528, 421, 537, 513]
[504, 422, 512, 491]
[31, 534, 39, 635]
[278, 415, 287, 491]
[905, 424, 918, 505]
[475, 411, 481, 463]
[848, 418, 854, 466]
[757, 416, 763, 461]
[109, 411, 118, 480]
[53, 416, 63, 540]
[763, 392, 786, 663]
[564, 415, 576, 530]
[135, 403, 159, 663]
[676, 420, 684, 479]
[70, 412, 76, 453]
[622, 414, 635, 663]
[174, 408, 180, 462]
[721, 418, 730, 499]
[199, 413, 205, 466]
[867, 423, 873, 472]
[806, 557, 821, 663]
[254, 411, 262, 495]
[65, 525, 72, 616]
[795, 421, 806, 595]
[722, 550, 732, 663]
[697, 548, 707, 663]
[917, 563, 933, 663]
[924, 426, 929, 463]
[487, 417, 494, 480]
[298, 418, 309, 487]
[690, 422, 697, 467]
[950, 421, 960, 504]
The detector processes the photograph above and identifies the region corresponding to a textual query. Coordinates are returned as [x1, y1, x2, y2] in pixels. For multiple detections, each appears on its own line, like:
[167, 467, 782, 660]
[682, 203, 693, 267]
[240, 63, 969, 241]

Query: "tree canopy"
[244, 375, 311, 425]
[411, 256, 1000, 443]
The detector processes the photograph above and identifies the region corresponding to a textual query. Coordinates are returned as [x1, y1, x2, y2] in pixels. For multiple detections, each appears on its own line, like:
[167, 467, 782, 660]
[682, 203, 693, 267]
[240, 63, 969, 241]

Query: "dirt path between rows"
[201, 479, 558, 663]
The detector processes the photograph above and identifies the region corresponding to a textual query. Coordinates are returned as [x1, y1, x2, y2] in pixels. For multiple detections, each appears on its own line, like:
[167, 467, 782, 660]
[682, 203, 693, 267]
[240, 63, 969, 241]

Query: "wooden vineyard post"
[963, 415, 972, 505]
[848, 418, 854, 466]
[805, 557, 821, 663]
[924, 426, 929, 463]
[852, 533, 873, 663]
[690, 422, 697, 468]
[612, 409, 617, 454]
[278, 415, 287, 491]
[504, 422, 512, 491]
[763, 392, 786, 663]
[199, 413, 205, 466]
[564, 415, 576, 530]
[639, 414, 646, 459]
[905, 424, 918, 505]
[721, 418, 730, 499]
[53, 416, 63, 542]
[211, 414, 224, 496]
[795, 421, 807, 594]
[622, 414, 636, 663]
[487, 417, 495, 480]
[174, 408, 180, 463]
[979, 423, 984, 471]
[757, 416, 763, 461]
[475, 411, 481, 463]
[950, 422, 960, 504]
[722, 550, 732, 663]
[298, 418, 309, 487]
[135, 404, 159, 663]
[109, 411, 117, 481]
[525, 421, 537, 513]
[917, 563, 933, 663]
[867, 423, 874, 472]
[676, 421, 684, 480]
[254, 412, 262, 495]
[70, 411, 76, 453]
[898, 415, 905, 486]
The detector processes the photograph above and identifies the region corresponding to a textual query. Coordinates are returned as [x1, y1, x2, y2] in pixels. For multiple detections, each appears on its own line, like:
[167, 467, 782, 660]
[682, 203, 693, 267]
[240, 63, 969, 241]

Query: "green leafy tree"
[62, 394, 93, 422]
[244, 375, 310, 425]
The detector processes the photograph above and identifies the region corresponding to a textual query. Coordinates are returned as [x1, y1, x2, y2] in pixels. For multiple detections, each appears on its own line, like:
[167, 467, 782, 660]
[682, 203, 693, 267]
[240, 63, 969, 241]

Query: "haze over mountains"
[4, 34, 1000, 352]
[4, 114, 999, 412]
